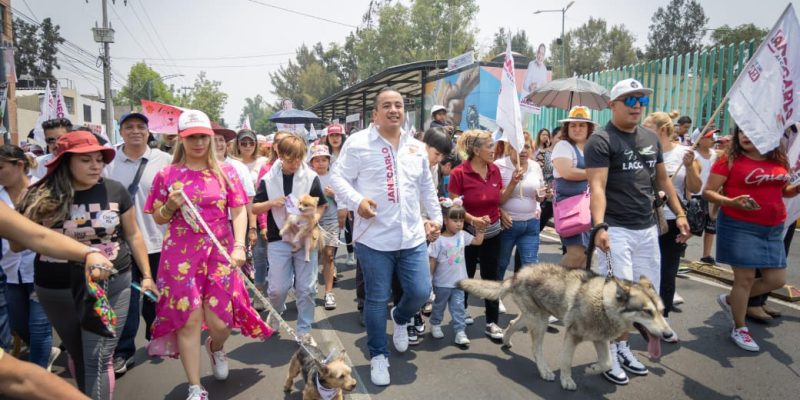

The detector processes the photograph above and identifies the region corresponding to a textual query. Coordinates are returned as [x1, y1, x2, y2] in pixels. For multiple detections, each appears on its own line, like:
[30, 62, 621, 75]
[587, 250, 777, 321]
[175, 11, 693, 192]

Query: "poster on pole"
[141, 99, 182, 135]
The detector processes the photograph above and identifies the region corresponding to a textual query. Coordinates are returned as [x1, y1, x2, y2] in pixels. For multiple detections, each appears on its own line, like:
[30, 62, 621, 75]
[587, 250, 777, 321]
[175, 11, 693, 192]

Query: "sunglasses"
[238, 140, 256, 147]
[622, 95, 650, 108]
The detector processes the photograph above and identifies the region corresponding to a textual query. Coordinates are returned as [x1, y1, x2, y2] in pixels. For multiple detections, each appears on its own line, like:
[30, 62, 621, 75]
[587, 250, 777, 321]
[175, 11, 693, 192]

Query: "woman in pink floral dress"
[144, 110, 272, 400]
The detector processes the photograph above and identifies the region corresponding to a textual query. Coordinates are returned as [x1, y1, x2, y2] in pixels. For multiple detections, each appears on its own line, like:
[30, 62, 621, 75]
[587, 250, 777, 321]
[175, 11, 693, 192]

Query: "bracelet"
[676, 214, 688, 219]
[159, 205, 173, 219]
[248, 227, 257, 231]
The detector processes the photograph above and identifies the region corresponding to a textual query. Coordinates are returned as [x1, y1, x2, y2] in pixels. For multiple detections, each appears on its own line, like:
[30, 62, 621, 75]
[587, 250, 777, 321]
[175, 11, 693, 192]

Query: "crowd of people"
[0, 79, 795, 399]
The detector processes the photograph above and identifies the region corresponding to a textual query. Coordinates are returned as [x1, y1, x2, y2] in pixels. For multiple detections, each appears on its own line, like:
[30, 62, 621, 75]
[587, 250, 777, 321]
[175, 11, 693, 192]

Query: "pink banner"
[141, 99, 182, 135]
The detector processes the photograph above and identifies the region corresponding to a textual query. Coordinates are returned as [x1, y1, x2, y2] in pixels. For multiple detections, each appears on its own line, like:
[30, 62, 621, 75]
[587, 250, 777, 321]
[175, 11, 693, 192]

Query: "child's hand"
[324, 186, 335, 197]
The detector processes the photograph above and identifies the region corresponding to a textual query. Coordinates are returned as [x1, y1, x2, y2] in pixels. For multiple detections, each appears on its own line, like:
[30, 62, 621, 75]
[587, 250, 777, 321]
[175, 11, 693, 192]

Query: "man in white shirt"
[331, 87, 442, 386]
[104, 112, 172, 375]
[33, 118, 72, 179]
[522, 43, 549, 99]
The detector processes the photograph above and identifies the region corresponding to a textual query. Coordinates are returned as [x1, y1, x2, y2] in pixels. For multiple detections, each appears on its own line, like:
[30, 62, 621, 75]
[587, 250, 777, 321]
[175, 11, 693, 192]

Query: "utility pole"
[93, 0, 116, 144]
[533, 1, 575, 78]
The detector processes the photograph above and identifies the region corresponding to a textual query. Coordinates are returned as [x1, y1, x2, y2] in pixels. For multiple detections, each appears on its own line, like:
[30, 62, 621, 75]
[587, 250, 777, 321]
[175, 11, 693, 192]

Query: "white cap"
[178, 109, 213, 137]
[431, 105, 447, 115]
[609, 78, 653, 101]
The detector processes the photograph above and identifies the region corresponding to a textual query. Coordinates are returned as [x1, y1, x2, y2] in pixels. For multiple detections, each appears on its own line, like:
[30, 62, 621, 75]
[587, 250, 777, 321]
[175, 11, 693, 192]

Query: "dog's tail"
[457, 278, 512, 301]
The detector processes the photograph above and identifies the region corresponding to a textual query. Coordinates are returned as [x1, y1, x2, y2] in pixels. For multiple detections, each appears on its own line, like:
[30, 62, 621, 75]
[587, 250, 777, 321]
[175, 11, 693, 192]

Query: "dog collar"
[315, 375, 339, 400]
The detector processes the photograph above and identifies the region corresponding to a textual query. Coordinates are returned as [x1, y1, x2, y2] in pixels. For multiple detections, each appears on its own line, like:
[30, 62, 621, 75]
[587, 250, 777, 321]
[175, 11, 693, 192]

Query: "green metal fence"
[525, 39, 758, 138]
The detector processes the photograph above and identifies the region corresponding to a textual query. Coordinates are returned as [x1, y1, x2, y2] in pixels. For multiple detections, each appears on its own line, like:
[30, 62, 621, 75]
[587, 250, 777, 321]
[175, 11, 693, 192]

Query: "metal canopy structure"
[307, 60, 449, 124]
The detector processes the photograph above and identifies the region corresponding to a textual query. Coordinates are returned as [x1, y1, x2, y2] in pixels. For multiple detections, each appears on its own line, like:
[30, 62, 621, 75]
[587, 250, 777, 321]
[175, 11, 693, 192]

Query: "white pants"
[595, 225, 661, 291]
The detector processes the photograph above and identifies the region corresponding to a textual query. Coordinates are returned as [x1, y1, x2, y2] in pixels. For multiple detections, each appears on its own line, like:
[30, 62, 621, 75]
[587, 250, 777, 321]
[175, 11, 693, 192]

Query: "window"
[64, 97, 75, 115]
[100, 108, 106, 124]
[83, 105, 92, 122]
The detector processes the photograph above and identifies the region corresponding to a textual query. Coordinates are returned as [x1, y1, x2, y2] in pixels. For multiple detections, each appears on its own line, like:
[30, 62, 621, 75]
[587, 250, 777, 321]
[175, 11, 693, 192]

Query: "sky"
[20, 0, 792, 127]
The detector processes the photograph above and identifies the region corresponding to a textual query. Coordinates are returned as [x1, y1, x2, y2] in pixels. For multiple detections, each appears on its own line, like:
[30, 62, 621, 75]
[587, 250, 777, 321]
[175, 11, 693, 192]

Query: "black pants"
[539, 201, 553, 233]
[464, 234, 501, 325]
[116, 252, 161, 359]
[748, 220, 796, 307]
[355, 257, 364, 310]
[658, 220, 683, 317]
[345, 214, 354, 254]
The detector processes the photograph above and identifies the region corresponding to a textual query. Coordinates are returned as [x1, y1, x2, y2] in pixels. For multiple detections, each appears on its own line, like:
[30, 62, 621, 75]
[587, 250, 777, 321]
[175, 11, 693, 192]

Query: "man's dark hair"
[41, 118, 73, 131]
[373, 85, 402, 109]
[422, 127, 452, 155]
[677, 116, 692, 125]
[440, 152, 460, 168]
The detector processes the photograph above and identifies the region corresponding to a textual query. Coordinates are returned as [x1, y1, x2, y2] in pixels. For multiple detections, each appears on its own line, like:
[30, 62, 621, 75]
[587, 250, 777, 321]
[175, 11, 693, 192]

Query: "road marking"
[313, 306, 373, 400]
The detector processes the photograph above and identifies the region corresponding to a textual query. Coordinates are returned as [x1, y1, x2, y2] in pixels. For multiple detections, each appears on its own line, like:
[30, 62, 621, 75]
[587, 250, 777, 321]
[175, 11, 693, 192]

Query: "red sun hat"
[44, 130, 116, 179]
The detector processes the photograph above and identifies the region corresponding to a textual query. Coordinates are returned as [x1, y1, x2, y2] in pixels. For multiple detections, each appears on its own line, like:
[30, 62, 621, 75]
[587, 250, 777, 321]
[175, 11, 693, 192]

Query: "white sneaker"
[464, 314, 474, 325]
[267, 311, 281, 332]
[673, 292, 685, 305]
[324, 292, 337, 310]
[731, 327, 760, 352]
[454, 331, 470, 346]
[616, 340, 648, 376]
[602, 342, 629, 385]
[47, 346, 61, 372]
[370, 355, 390, 386]
[391, 307, 409, 353]
[205, 337, 229, 381]
[662, 318, 679, 343]
[347, 254, 356, 265]
[186, 384, 208, 400]
[548, 315, 559, 324]
[717, 293, 734, 326]
[485, 323, 503, 340]
[431, 324, 444, 339]
[252, 295, 266, 312]
[498, 300, 507, 314]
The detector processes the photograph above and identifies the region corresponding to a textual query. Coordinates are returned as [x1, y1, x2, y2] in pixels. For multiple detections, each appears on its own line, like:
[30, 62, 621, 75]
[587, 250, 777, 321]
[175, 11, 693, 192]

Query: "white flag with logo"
[496, 34, 525, 152]
[55, 81, 67, 118]
[32, 81, 55, 146]
[728, 4, 800, 154]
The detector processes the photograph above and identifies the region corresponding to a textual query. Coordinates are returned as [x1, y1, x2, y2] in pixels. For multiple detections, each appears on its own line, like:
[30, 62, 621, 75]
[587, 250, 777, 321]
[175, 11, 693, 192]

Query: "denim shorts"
[716, 210, 786, 268]
[561, 231, 590, 247]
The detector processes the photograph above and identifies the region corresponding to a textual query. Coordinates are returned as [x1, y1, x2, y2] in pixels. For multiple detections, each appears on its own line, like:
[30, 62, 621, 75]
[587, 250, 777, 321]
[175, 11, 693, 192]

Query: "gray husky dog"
[458, 225, 676, 391]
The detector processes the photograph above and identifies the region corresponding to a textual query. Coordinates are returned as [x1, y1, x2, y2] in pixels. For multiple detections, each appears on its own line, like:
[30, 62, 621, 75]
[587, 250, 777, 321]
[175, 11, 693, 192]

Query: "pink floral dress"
[144, 164, 272, 357]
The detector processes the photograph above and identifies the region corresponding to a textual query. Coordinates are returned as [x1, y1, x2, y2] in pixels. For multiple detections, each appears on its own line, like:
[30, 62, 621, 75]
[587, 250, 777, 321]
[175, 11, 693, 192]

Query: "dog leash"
[317, 217, 376, 248]
[589, 223, 615, 279]
[178, 190, 328, 362]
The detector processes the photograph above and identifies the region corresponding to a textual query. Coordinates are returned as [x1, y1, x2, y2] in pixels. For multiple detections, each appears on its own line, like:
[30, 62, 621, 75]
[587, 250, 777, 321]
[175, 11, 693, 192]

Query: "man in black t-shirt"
[585, 78, 689, 386]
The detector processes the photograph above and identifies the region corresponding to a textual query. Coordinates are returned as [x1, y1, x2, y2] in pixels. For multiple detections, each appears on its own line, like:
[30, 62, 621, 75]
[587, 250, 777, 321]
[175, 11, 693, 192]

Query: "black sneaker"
[700, 256, 716, 265]
[113, 355, 132, 376]
[413, 312, 425, 334]
[407, 325, 420, 346]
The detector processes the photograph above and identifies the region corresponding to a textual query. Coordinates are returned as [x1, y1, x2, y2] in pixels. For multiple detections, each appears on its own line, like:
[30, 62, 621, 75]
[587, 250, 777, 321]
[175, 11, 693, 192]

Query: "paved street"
[47, 229, 800, 399]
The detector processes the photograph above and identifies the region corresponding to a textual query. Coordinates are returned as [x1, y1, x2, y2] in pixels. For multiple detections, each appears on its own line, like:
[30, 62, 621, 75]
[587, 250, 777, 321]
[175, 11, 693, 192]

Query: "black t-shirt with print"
[584, 122, 664, 230]
[34, 179, 134, 289]
[253, 174, 327, 243]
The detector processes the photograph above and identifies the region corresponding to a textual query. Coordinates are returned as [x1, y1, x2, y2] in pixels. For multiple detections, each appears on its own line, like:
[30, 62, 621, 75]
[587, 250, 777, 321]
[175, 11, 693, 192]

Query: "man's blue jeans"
[356, 242, 431, 359]
[497, 218, 541, 280]
[5, 283, 53, 367]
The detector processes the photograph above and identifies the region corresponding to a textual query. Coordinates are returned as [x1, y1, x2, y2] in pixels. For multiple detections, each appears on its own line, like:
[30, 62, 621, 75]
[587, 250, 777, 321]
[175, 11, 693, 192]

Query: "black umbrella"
[269, 109, 322, 124]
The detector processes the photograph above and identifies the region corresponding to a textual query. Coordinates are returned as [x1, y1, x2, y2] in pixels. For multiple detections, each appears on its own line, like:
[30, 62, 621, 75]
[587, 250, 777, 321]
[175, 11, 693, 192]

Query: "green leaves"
[646, 0, 709, 60]
[547, 18, 638, 78]
[117, 62, 176, 106]
[13, 17, 65, 82]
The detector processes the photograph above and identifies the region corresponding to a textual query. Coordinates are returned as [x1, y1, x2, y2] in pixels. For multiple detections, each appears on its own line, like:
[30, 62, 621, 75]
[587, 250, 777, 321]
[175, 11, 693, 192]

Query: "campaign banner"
[141, 99, 182, 134]
[496, 36, 525, 152]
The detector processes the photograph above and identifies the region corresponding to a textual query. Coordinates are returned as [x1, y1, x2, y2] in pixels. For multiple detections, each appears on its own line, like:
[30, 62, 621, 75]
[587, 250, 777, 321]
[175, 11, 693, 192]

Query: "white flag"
[54, 81, 67, 118]
[32, 81, 55, 146]
[728, 4, 800, 154]
[495, 33, 525, 153]
[308, 124, 318, 141]
[241, 115, 252, 130]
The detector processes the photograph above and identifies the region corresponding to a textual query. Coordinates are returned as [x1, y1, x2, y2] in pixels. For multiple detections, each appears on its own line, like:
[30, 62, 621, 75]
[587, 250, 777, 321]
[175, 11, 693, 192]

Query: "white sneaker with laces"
[431, 324, 444, 339]
[370, 355, 390, 386]
[485, 323, 503, 340]
[616, 340, 648, 375]
[454, 330, 470, 346]
[673, 292, 685, 305]
[602, 342, 629, 385]
[498, 300, 507, 314]
[717, 293, 733, 326]
[391, 307, 409, 352]
[731, 327, 760, 352]
[464, 314, 474, 325]
[47, 346, 61, 373]
[548, 315, 559, 324]
[186, 384, 208, 400]
[347, 254, 356, 265]
[205, 337, 229, 381]
[324, 292, 337, 310]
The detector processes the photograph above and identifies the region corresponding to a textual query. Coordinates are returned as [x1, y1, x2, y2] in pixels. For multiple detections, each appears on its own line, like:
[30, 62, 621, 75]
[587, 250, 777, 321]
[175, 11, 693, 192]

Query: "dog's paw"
[560, 377, 577, 391]
[585, 363, 605, 375]
[538, 368, 556, 382]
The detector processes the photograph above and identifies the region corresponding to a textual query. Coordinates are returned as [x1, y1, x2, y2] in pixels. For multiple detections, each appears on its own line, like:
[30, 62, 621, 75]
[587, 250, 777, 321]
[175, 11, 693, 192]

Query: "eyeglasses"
[622, 95, 650, 108]
[239, 140, 256, 147]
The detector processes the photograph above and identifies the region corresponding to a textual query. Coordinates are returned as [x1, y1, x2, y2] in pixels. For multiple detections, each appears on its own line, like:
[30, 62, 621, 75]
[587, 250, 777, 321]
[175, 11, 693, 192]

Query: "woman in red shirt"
[704, 125, 799, 352]
[448, 130, 517, 342]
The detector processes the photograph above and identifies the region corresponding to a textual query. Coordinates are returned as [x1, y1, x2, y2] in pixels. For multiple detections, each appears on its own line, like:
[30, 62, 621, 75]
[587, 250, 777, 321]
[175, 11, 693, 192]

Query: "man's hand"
[675, 217, 691, 243]
[424, 220, 441, 242]
[358, 197, 377, 219]
[594, 229, 610, 252]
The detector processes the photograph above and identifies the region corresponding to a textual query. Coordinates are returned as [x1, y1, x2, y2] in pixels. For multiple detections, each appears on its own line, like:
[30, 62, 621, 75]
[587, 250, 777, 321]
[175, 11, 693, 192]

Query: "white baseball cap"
[178, 109, 213, 137]
[609, 78, 653, 101]
[431, 105, 447, 116]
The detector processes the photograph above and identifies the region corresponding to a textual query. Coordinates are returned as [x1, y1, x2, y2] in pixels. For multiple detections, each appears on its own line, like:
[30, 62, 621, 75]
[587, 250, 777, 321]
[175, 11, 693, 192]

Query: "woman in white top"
[551, 106, 594, 269]
[691, 127, 721, 265]
[233, 129, 267, 183]
[643, 112, 700, 323]
[495, 133, 545, 280]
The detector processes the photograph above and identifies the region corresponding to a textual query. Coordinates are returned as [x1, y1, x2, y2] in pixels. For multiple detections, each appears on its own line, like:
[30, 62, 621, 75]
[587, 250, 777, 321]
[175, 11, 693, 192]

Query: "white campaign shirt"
[103, 146, 172, 254]
[225, 157, 256, 198]
[0, 187, 36, 284]
[662, 144, 690, 220]
[494, 157, 543, 221]
[331, 126, 442, 251]
[33, 153, 54, 180]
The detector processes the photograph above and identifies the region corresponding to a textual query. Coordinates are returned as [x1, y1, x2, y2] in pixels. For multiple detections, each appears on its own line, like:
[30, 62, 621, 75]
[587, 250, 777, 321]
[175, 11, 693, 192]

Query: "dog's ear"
[638, 275, 654, 290]
[337, 349, 347, 361]
[614, 279, 630, 303]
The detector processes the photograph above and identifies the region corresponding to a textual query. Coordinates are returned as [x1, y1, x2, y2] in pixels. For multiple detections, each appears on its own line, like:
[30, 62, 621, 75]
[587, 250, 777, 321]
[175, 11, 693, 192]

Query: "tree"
[646, 0, 708, 60]
[240, 95, 277, 134]
[269, 44, 341, 110]
[12, 17, 65, 83]
[176, 72, 228, 122]
[710, 23, 768, 47]
[548, 18, 639, 78]
[486, 28, 535, 60]
[117, 62, 176, 107]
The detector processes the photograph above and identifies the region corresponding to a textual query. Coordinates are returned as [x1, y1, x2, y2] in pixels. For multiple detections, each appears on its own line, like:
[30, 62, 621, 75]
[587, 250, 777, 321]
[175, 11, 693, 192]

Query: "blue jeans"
[0, 273, 11, 351]
[267, 240, 319, 335]
[5, 283, 53, 367]
[356, 242, 431, 358]
[254, 232, 269, 286]
[497, 218, 541, 280]
[429, 286, 466, 333]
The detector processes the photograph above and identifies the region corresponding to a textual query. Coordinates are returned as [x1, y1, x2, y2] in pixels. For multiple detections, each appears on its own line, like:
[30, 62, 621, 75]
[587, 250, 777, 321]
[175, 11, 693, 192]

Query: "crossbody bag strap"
[127, 158, 149, 199]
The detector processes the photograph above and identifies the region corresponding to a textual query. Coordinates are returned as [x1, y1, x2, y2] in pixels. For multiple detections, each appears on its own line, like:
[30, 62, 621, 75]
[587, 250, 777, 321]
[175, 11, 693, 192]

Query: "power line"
[143, 62, 285, 69]
[109, 3, 154, 61]
[244, 0, 358, 28]
[130, 0, 190, 88]
[114, 51, 296, 61]
[123, 1, 185, 85]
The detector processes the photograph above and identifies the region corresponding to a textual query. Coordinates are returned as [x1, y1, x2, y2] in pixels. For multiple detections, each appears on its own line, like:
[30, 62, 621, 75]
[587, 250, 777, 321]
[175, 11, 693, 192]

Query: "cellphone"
[131, 281, 158, 302]
[745, 197, 761, 210]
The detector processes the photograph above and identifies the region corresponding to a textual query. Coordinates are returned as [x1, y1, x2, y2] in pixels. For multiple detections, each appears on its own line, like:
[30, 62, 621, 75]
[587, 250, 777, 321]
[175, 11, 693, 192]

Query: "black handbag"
[682, 197, 707, 236]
